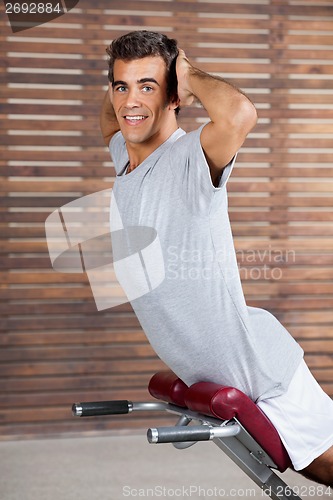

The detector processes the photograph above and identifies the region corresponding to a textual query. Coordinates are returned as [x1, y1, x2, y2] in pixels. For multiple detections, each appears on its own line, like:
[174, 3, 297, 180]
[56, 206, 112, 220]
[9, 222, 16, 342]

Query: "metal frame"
[72, 399, 302, 499]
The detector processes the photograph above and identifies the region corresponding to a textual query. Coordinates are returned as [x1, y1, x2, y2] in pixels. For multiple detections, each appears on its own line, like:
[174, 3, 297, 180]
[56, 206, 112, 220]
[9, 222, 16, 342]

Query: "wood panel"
[1, 0, 333, 439]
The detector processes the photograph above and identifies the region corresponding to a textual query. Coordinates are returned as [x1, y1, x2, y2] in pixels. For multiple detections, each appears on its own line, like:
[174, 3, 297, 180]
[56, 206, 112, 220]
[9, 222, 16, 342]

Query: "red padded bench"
[148, 370, 291, 473]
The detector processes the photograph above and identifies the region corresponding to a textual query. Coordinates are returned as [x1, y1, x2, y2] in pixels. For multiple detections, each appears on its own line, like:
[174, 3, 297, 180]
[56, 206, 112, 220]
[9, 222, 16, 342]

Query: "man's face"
[110, 56, 176, 146]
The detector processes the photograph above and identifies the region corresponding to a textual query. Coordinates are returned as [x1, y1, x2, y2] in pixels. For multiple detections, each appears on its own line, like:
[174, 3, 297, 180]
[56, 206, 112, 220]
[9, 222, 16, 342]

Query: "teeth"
[125, 116, 146, 121]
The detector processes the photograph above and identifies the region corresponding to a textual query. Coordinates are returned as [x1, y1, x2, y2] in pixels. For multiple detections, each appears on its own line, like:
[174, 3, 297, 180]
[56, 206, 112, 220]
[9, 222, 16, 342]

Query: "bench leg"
[213, 436, 302, 500]
[263, 473, 302, 500]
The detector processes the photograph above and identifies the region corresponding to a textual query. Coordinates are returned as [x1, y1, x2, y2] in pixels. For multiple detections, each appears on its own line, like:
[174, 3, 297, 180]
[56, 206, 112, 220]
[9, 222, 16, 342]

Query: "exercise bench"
[72, 370, 302, 500]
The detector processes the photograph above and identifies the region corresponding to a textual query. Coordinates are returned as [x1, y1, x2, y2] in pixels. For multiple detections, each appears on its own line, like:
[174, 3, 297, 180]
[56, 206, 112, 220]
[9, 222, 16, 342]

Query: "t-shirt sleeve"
[169, 124, 237, 214]
[109, 131, 128, 175]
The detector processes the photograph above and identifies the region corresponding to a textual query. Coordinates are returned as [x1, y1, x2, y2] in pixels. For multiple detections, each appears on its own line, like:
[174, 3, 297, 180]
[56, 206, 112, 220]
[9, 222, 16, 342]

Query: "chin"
[123, 134, 146, 145]
[122, 130, 153, 145]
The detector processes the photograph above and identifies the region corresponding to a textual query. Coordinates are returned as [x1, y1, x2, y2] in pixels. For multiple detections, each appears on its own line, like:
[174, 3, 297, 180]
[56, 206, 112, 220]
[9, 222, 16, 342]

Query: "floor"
[0, 432, 325, 500]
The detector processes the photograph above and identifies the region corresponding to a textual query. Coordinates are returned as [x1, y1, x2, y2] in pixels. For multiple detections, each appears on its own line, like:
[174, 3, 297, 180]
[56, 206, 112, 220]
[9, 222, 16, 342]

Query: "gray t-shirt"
[109, 125, 303, 402]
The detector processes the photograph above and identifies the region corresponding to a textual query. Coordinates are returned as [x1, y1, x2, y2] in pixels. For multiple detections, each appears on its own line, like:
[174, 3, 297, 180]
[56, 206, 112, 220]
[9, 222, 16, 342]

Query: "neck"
[126, 123, 178, 173]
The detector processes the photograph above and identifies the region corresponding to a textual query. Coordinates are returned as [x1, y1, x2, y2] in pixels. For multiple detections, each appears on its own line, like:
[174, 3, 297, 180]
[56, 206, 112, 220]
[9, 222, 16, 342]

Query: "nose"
[124, 87, 141, 108]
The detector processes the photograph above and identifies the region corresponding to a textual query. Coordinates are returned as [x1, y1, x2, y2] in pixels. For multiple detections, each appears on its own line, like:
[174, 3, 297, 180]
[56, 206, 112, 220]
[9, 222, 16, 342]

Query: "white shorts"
[257, 359, 333, 471]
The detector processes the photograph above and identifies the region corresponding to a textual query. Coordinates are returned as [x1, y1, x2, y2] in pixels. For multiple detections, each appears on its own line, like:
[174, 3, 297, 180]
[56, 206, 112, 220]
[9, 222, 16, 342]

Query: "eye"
[142, 85, 153, 92]
[115, 85, 127, 92]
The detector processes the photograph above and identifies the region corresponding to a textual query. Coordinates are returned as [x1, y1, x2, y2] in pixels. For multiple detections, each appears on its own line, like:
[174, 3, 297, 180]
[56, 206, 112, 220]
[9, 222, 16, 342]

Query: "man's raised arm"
[100, 89, 120, 147]
[176, 49, 257, 186]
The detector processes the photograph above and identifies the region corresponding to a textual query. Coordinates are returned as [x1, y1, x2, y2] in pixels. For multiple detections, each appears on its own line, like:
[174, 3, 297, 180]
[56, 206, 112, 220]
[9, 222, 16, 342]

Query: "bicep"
[200, 122, 242, 186]
[200, 104, 257, 185]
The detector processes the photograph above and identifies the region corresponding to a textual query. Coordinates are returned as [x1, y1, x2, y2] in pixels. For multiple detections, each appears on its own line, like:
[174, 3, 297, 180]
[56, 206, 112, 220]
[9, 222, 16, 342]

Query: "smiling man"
[109, 56, 178, 171]
[100, 30, 333, 486]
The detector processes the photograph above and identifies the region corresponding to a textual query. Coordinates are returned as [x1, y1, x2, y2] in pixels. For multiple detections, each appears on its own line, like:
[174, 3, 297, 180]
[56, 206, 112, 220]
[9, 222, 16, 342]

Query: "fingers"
[177, 48, 190, 64]
[176, 49, 194, 106]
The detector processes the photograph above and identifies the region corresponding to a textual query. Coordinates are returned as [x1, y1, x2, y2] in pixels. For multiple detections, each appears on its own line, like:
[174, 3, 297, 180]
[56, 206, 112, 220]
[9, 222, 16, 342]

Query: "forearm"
[176, 50, 257, 177]
[100, 90, 120, 146]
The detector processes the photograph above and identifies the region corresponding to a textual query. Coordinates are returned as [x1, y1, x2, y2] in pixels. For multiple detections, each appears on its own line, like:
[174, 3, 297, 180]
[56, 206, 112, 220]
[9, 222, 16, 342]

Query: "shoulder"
[168, 126, 205, 170]
[109, 130, 125, 155]
[170, 124, 236, 190]
[109, 131, 128, 175]
[171, 126, 202, 151]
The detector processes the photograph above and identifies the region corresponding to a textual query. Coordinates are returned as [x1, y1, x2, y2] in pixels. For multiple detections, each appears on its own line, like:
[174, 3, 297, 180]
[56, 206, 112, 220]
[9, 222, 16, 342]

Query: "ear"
[169, 94, 180, 111]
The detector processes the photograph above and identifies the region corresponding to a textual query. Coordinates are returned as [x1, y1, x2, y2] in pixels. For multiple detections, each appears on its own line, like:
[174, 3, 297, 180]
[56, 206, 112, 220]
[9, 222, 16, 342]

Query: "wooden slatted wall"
[1, 0, 333, 438]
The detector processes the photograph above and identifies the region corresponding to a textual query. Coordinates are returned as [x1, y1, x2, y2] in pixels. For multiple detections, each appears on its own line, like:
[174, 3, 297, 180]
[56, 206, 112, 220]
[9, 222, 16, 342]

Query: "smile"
[124, 115, 148, 125]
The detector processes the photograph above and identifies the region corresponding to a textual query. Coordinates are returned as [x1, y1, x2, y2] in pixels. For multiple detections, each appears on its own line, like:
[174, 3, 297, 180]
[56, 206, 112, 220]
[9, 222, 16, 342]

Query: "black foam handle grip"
[147, 425, 211, 443]
[72, 400, 131, 417]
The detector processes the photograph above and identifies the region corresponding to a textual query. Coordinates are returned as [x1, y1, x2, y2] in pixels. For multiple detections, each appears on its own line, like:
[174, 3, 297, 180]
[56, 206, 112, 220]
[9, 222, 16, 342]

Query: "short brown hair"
[106, 30, 180, 114]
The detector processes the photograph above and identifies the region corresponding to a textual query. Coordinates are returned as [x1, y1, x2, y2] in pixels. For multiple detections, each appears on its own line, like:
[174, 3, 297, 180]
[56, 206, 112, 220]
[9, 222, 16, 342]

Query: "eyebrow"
[112, 78, 160, 88]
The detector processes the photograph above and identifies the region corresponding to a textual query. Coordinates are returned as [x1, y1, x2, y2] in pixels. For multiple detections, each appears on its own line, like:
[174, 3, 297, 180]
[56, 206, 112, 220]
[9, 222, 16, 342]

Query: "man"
[100, 30, 333, 485]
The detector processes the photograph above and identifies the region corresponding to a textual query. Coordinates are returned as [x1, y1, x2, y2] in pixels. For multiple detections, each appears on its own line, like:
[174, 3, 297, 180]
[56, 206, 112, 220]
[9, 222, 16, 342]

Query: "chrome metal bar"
[132, 402, 169, 412]
[147, 423, 240, 444]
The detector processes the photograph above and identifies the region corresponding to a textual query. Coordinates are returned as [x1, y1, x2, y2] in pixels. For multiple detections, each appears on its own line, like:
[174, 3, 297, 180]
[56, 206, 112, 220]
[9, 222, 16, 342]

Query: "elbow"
[103, 134, 112, 147]
[214, 96, 257, 141]
[237, 97, 258, 136]
[248, 101, 258, 131]
[209, 95, 257, 147]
